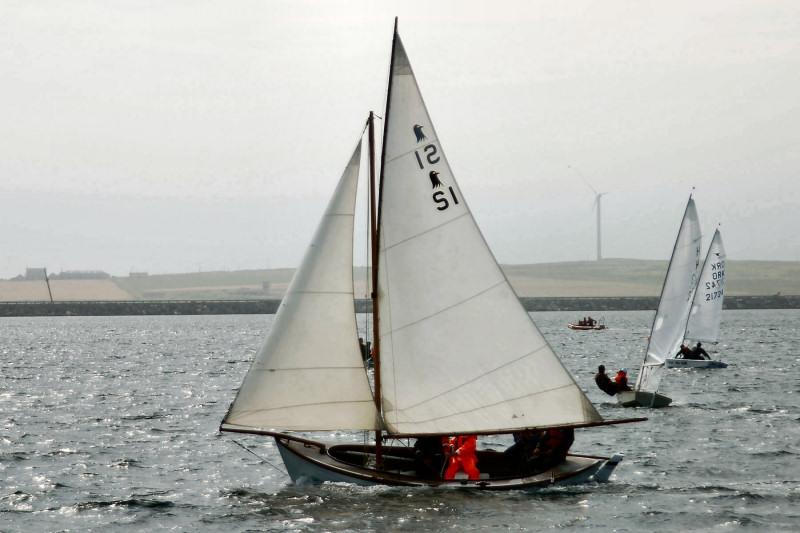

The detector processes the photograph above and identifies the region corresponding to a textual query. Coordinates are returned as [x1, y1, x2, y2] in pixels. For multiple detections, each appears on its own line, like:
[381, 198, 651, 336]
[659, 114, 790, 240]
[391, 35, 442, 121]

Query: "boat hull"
[665, 358, 727, 369]
[275, 437, 621, 490]
[567, 324, 606, 330]
[617, 390, 672, 408]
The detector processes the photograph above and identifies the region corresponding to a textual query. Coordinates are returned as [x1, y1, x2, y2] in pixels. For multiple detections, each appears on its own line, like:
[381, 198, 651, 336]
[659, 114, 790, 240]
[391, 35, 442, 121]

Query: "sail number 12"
[414, 145, 459, 212]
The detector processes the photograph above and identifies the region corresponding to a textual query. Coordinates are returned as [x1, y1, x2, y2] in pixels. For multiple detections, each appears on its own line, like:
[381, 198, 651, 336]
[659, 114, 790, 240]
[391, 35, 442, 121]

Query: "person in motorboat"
[442, 435, 480, 480]
[595, 364, 618, 396]
[689, 342, 711, 360]
[615, 368, 632, 391]
[587, 316, 596, 326]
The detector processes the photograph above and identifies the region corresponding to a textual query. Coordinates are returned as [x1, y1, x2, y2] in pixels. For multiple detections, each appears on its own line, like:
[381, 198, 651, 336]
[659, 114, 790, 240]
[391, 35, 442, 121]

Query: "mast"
[368, 111, 383, 467]
[371, 16, 399, 467]
[635, 193, 695, 392]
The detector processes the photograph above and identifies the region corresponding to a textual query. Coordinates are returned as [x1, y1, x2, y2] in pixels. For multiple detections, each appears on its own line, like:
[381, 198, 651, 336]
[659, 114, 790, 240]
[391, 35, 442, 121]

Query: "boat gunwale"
[277, 438, 609, 489]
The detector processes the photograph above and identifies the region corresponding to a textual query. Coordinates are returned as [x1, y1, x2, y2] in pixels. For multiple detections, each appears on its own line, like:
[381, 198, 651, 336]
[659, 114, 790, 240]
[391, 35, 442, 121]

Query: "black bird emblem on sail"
[413, 124, 427, 142]
[429, 171, 443, 188]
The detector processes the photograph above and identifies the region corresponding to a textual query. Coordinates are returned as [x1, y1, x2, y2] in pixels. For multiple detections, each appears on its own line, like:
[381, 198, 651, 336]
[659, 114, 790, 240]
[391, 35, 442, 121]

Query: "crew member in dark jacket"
[595, 365, 617, 396]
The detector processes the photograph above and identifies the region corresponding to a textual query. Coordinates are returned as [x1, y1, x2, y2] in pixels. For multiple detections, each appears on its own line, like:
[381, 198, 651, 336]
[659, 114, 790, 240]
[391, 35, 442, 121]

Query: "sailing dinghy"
[665, 228, 727, 368]
[221, 20, 643, 489]
[618, 196, 702, 408]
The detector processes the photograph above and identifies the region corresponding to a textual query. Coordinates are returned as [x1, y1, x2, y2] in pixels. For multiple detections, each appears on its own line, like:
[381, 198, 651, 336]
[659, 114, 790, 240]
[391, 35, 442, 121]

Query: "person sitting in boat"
[675, 344, 692, 358]
[615, 368, 632, 391]
[595, 365, 617, 396]
[689, 342, 711, 360]
[413, 436, 446, 478]
[358, 337, 370, 362]
[587, 316, 596, 326]
[529, 428, 575, 472]
[502, 428, 543, 475]
[442, 435, 480, 480]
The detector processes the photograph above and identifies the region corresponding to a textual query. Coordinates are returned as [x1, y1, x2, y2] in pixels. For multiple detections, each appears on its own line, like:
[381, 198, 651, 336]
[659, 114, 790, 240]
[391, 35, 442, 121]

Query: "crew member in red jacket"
[442, 435, 480, 480]
[615, 368, 632, 391]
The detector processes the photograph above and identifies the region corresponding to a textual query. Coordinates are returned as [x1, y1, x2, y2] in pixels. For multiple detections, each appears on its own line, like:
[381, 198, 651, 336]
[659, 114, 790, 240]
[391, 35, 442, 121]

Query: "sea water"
[1, 310, 798, 531]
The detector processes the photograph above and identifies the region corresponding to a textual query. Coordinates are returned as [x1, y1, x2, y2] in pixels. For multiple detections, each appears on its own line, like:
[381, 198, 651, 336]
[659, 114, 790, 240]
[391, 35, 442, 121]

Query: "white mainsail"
[684, 228, 726, 344]
[376, 34, 602, 435]
[222, 143, 380, 431]
[634, 197, 702, 393]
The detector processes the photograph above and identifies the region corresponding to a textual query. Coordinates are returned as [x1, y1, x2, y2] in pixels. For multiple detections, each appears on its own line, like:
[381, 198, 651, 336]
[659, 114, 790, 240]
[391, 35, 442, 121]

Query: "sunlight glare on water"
[1, 310, 798, 531]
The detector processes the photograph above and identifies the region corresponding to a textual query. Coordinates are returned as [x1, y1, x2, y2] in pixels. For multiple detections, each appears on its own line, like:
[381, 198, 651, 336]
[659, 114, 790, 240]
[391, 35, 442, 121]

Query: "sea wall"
[0, 295, 797, 317]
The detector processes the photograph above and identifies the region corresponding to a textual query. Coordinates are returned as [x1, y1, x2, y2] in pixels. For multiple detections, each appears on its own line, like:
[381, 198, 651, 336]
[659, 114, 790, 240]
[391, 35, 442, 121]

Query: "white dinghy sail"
[666, 228, 728, 369]
[222, 19, 643, 489]
[618, 196, 702, 407]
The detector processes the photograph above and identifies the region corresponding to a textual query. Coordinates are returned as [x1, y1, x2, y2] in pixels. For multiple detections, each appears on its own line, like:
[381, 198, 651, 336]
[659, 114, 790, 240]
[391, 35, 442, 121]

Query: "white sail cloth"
[635, 197, 702, 393]
[377, 35, 601, 435]
[685, 228, 726, 343]
[223, 144, 380, 431]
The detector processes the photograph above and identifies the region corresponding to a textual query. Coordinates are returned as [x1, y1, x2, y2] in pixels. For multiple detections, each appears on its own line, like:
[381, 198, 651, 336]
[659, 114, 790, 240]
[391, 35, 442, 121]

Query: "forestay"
[635, 197, 702, 393]
[222, 144, 380, 431]
[376, 35, 602, 435]
[685, 228, 726, 344]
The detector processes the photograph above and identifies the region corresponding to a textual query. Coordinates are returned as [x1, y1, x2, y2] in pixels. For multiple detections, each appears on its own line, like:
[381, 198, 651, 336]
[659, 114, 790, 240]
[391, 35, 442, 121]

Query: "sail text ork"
[703, 260, 725, 302]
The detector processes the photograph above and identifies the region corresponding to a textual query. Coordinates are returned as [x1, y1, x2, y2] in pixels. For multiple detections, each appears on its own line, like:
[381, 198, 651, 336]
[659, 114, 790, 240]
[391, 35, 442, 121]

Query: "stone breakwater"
[0, 295, 796, 317]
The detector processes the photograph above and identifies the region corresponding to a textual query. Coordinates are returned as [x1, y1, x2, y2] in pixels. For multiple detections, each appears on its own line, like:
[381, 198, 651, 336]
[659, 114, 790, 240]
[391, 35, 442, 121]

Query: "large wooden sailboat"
[221, 19, 642, 489]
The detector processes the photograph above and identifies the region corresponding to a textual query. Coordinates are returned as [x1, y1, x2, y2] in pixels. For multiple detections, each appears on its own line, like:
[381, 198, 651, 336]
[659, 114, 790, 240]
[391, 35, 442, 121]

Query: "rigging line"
[381, 210, 471, 254]
[383, 141, 440, 166]
[397, 373, 575, 420]
[224, 435, 289, 478]
[235, 397, 378, 416]
[387, 275, 506, 336]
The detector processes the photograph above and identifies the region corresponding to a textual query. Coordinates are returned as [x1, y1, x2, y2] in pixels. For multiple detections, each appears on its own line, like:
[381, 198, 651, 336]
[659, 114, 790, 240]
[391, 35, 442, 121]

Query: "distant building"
[130, 272, 149, 278]
[25, 268, 48, 281]
[49, 270, 110, 280]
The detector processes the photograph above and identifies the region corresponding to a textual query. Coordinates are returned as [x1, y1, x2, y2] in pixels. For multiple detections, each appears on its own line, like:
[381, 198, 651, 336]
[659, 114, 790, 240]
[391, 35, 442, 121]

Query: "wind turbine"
[569, 166, 605, 261]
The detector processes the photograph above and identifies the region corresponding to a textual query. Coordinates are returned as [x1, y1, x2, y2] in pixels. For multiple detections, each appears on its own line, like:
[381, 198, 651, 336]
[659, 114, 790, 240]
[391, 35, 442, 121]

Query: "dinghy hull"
[617, 390, 672, 408]
[665, 358, 727, 369]
[275, 437, 620, 490]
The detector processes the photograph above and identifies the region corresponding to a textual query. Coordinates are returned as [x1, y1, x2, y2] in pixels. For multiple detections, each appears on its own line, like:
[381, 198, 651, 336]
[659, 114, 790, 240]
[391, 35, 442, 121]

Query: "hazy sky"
[2, 1, 798, 279]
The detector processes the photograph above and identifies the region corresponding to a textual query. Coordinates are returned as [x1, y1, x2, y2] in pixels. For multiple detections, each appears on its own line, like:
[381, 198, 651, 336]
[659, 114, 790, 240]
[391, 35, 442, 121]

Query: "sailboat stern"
[617, 390, 672, 408]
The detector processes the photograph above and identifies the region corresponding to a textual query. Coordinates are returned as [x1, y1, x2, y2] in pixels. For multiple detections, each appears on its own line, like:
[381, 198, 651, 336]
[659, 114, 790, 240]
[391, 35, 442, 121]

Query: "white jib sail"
[685, 228, 726, 344]
[635, 197, 702, 393]
[377, 33, 601, 435]
[223, 143, 380, 431]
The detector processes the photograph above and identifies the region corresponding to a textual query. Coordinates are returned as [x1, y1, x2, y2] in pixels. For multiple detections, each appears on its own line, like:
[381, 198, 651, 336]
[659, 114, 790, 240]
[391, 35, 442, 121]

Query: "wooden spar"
[368, 111, 383, 467]
[371, 17, 400, 469]
[219, 425, 328, 448]
[385, 417, 649, 440]
[220, 416, 647, 444]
